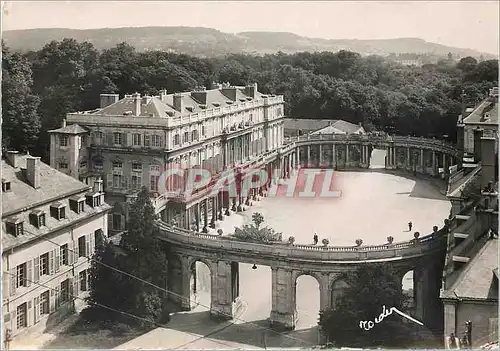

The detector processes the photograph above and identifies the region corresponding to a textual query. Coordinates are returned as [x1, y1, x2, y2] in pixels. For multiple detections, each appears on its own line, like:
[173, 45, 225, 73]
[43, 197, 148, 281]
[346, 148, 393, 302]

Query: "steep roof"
[1, 155, 90, 216]
[313, 120, 365, 135]
[463, 98, 498, 126]
[284, 118, 332, 132]
[48, 124, 89, 134]
[443, 238, 499, 301]
[87, 86, 267, 118]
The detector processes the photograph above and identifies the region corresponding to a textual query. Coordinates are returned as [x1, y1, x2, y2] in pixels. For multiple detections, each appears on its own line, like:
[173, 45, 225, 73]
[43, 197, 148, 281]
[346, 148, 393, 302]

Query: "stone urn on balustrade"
[413, 232, 420, 243]
[288, 236, 295, 245]
[217, 229, 223, 236]
[387, 236, 394, 245]
[355, 239, 363, 247]
[322, 238, 329, 247]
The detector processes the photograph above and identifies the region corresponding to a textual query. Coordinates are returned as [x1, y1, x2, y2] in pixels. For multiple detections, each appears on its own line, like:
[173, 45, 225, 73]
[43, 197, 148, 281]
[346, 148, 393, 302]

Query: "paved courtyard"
[112, 167, 451, 349]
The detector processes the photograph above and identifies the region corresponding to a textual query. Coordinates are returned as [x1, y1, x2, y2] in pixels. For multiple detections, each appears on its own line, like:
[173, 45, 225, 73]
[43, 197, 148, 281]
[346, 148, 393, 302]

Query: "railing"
[157, 221, 446, 261]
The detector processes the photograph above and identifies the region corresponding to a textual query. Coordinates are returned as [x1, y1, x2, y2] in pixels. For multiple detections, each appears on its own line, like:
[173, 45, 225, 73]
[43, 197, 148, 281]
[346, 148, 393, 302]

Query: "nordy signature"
[359, 305, 424, 331]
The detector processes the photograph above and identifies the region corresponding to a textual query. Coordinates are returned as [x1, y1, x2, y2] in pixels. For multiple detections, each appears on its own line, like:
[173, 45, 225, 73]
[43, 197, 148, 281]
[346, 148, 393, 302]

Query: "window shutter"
[26, 260, 33, 287]
[121, 176, 128, 190]
[54, 248, 60, 273]
[144, 134, 150, 147]
[121, 133, 127, 146]
[89, 233, 95, 256]
[49, 250, 55, 275]
[68, 241, 74, 265]
[85, 235, 90, 258]
[49, 290, 56, 313]
[55, 288, 61, 309]
[106, 174, 113, 189]
[120, 215, 125, 231]
[106, 132, 113, 146]
[107, 214, 113, 231]
[10, 310, 16, 329]
[69, 278, 76, 301]
[9, 268, 16, 296]
[159, 136, 164, 148]
[72, 240, 78, 264]
[34, 296, 40, 324]
[74, 275, 80, 297]
[33, 257, 40, 283]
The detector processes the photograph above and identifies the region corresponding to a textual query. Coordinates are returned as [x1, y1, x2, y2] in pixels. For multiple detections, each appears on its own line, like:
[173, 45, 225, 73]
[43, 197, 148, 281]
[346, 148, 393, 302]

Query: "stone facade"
[2, 152, 111, 343]
[48, 83, 285, 235]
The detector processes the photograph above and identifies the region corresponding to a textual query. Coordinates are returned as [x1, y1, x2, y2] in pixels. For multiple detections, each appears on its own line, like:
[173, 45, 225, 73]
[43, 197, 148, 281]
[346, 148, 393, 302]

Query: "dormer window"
[86, 192, 102, 208]
[59, 135, 69, 147]
[213, 102, 220, 107]
[186, 106, 194, 112]
[29, 210, 46, 228]
[50, 202, 66, 220]
[6, 217, 23, 236]
[2, 179, 11, 192]
[69, 196, 85, 214]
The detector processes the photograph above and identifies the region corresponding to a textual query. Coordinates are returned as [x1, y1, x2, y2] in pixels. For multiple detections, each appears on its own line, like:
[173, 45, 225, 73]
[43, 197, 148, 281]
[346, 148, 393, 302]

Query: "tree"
[1, 44, 41, 153]
[119, 186, 170, 326]
[319, 264, 434, 348]
[233, 213, 282, 243]
[84, 241, 134, 324]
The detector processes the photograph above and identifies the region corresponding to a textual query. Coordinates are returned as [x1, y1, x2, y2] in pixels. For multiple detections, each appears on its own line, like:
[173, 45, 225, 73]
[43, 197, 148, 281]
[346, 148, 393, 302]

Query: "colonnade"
[166, 254, 444, 332]
[296, 143, 456, 177]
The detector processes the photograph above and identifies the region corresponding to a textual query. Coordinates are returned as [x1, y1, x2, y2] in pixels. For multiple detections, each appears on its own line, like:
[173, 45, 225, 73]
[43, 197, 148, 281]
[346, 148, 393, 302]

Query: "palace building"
[2, 152, 111, 343]
[49, 83, 285, 235]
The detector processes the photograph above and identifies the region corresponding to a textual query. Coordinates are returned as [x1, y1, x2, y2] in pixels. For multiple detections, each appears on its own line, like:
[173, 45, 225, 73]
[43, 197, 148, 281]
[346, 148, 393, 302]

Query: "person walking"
[408, 221, 413, 231]
[448, 332, 459, 349]
[313, 233, 318, 245]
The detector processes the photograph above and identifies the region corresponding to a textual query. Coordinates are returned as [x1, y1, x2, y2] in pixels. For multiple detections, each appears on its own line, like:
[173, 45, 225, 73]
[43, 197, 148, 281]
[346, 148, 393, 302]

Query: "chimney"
[142, 96, 152, 105]
[244, 83, 257, 99]
[173, 93, 184, 112]
[6, 151, 19, 168]
[133, 93, 141, 116]
[93, 177, 103, 193]
[62, 119, 67, 128]
[159, 89, 168, 102]
[100, 93, 120, 108]
[480, 136, 496, 188]
[221, 86, 237, 101]
[26, 156, 41, 189]
[473, 128, 483, 162]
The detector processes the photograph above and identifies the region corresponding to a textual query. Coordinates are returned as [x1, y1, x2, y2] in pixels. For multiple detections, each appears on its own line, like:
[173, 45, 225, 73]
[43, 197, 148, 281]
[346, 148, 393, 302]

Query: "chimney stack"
[100, 93, 120, 108]
[480, 137, 497, 189]
[133, 93, 141, 116]
[6, 151, 19, 168]
[244, 83, 258, 99]
[473, 128, 483, 162]
[173, 93, 184, 112]
[62, 119, 67, 128]
[159, 89, 168, 102]
[26, 156, 41, 189]
[93, 177, 103, 193]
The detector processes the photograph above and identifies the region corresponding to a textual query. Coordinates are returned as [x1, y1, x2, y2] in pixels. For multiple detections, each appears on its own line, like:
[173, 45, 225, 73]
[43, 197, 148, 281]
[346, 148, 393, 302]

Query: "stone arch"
[330, 275, 349, 310]
[292, 270, 322, 329]
[187, 257, 213, 310]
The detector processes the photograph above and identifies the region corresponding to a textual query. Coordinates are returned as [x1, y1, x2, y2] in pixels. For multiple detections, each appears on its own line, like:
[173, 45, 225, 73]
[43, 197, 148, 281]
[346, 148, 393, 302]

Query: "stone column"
[319, 144, 323, 166]
[270, 267, 296, 330]
[407, 147, 411, 170]
[218, 191, 224, 220]
[332, 144, 336, 168]
[202, 199, 209, 232]
[210, 260, 237, 320]
[195, 203, 201, 231]
[319, 275, 330, 312]
[307, 146, 311, 167]
[442, 153, 448, 176]
[180, 256, 191, 310]
[210, 196, 216, 228]
[420, 149, 424, 172]
[345, 144, 350, 165]
[392, 146, 396, 166]
[432, 151, 437, 176]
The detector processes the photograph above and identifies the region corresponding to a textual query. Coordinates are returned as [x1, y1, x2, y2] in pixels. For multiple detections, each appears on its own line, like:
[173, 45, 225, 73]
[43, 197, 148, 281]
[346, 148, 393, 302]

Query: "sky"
[2, 1, 499, 55]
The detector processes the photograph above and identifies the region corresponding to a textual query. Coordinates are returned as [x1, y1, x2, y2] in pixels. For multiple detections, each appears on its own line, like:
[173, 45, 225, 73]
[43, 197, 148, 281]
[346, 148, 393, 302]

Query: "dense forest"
[2, 38, 498, 162]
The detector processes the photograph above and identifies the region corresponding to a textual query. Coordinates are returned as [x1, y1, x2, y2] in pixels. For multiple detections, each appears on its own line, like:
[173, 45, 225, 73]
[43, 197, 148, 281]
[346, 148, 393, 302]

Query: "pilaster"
[270, 267, 296, 330]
